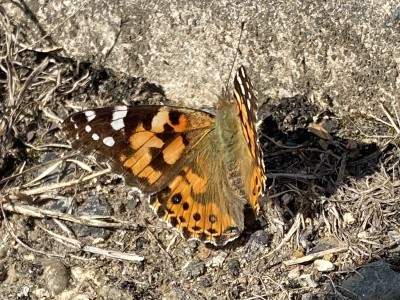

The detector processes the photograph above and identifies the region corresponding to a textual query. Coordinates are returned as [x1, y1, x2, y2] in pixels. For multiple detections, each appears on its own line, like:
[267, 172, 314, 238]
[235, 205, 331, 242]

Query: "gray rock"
[245, 230, 270, 261]
[339, 260, 400, 300]
[74, 196, 113, 239]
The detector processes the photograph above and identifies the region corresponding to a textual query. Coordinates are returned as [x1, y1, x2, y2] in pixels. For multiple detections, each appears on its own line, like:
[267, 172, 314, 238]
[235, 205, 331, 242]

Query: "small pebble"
[314, 259, 335, 272]
[199, 276, 212, 287]
[301, 274, 318, 288]
[0, 244, 8, 260]
[43, 259, 70, 295]
[0, 263, 7, 282]
[343, 212, 356, 224]
[187, 262, 206, 279]
[245, 230, 270, 261]
[208, 252, 228, 267]
[227, 259, 241, 277]
[288, 267, 301, 279]
[135, 237, 149, 250]
[248, 230, 269, 246]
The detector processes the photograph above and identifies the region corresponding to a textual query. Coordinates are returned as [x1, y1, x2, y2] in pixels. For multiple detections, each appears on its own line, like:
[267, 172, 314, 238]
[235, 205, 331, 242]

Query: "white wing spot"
[85, 125, 92, 133]
[103, 136, 115, 147]
[111, 106, 128, 131]
[92, 133, 100, 141]
[113, 106, 128, 118]
[246, 99, 252, 110]
[73, 124, 78, 129]
[240, 83, 246, 96]
[76, 133, 80, 140]
[111, 119, 125, 131]
[85, 110, 96, 122]
[240, 67, 246, 78]
[236, 73, 243, 85]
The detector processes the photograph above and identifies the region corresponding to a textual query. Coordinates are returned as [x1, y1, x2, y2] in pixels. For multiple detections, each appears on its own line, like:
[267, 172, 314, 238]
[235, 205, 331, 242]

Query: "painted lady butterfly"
[62, 66, 265, 246]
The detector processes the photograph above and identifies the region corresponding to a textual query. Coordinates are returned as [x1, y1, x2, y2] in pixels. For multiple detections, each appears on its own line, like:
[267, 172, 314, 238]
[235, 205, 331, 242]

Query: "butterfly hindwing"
[149, 131, 248, 245]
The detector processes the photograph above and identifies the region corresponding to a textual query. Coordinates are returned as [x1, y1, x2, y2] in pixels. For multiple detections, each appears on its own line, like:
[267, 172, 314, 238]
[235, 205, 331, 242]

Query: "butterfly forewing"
[62, 105, 215, 193]
[233, 66, 266, 210]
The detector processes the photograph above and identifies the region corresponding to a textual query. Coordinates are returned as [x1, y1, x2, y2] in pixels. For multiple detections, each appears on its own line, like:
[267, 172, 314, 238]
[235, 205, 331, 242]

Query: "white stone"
[314, 259, 335, 272]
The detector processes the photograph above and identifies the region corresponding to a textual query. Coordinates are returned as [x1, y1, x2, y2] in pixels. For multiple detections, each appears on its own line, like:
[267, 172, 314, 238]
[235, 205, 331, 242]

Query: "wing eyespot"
[193, 213, 201, 221]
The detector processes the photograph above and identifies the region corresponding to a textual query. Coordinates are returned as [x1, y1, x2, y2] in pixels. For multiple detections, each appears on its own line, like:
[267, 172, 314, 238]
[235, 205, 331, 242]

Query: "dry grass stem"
[1, 201, 137, 229]
[283, 246, 348, 266]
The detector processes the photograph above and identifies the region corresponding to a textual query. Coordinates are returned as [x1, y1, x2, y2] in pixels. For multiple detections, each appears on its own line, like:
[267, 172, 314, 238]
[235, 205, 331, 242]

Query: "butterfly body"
[62, 66, 265, 246]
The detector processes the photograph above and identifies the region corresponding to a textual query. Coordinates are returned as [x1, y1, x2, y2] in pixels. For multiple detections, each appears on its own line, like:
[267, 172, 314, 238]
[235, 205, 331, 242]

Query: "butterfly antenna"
[225, 21, 245, 93]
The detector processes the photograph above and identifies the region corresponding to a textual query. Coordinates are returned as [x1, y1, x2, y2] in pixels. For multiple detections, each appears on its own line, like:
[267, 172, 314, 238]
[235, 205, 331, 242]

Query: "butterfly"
[62, 66, 266, 246]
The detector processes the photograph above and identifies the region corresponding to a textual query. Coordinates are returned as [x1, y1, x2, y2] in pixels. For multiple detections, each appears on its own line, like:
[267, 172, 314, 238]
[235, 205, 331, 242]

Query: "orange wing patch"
[162, 136, 186, 165]
[184, 167, 208, 194]
[122, 148, 152, 174]
[151, 108, 189, 133]
[248, 166, 264, 211]
[129, 130, 163, 150]
[139, 166, 162, 185]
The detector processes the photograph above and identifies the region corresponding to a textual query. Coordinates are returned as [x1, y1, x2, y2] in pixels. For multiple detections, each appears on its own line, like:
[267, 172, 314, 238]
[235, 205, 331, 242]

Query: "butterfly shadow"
[237, 94, 391, 247]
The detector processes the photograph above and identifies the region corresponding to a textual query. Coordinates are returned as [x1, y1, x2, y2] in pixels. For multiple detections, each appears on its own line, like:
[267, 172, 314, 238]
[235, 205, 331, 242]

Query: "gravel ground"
[0, 1, 399, 299]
